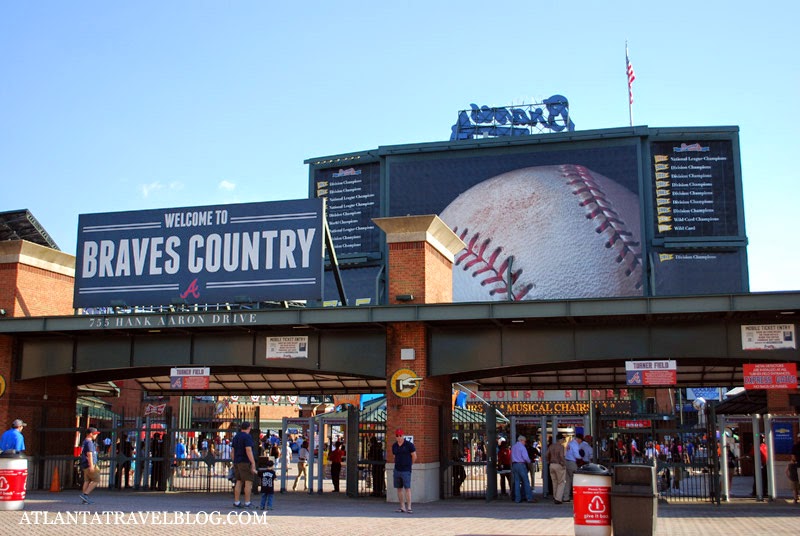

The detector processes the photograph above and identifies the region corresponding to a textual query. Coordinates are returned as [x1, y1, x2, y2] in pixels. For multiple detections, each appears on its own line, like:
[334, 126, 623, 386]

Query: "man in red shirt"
[329, 440, 345, 492]
[497, 438, 513, 499]
[750, 435, 768, 497]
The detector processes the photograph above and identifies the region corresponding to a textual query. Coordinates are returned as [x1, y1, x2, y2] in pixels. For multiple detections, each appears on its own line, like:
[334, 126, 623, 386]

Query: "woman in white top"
[293, 440, 310, 491]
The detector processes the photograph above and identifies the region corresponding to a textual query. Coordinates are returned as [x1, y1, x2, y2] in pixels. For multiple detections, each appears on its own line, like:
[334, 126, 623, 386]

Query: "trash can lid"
[576, 463, 611, 476]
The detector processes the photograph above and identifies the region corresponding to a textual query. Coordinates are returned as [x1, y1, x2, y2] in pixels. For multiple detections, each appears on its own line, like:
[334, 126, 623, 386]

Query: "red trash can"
[0, 451, 28, 511]
[573, 463, 612, 536]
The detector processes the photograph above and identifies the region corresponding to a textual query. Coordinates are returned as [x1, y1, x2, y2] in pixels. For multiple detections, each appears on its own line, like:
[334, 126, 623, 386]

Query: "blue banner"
[74, 199, 324, 308]
[773, 421, 795, 455]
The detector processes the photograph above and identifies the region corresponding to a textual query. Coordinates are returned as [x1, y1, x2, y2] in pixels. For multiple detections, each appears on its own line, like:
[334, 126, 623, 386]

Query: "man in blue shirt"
[564, 433, 584, 501]
[511, 435, 536, 503]
[0, 419, 26, 452]
[79, 427, 100, 504]
[391, 428, 416, 513]
[231, 422, 257, 508]
[175, 436, 187, 477]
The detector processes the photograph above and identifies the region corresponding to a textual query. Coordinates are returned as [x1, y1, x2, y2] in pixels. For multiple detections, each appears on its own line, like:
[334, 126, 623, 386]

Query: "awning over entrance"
[714, 389, 769, 415]
[136, 372, 385, 396]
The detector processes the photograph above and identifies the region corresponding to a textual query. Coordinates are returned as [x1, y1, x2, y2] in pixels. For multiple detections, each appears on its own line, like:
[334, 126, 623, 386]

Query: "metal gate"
[442, 403, 504, 500]
[32, 404, 258, 493]
[599, 403, 720, 503]
[356, 400, 386, 498]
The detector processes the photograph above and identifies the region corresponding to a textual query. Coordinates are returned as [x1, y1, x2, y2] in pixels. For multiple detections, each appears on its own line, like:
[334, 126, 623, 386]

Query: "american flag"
[626, 47, 636, 104]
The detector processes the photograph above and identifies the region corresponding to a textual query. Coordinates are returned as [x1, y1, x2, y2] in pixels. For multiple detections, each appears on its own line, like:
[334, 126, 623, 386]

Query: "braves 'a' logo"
[180, 278, 200, 299]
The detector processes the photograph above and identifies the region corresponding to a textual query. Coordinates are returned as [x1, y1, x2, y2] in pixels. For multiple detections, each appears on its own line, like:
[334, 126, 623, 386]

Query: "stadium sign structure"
[450, 95, 575, 140]
[74, 199, 324, 308]
[308, 125, 748, 306]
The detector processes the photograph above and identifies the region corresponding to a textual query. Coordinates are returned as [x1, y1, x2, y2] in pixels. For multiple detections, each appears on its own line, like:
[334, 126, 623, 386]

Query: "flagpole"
[626, 41, 634, 127]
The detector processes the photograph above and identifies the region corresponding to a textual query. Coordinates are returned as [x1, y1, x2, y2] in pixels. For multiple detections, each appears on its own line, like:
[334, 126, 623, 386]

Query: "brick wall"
[13, 264, 75, 316]
[0, 241, 77, 455]
[384, 226, 455, 466]
[387, 242, 453, 305]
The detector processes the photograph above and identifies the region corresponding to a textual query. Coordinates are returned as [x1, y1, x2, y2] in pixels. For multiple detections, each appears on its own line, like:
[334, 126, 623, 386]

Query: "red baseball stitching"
[452, 227, 534, 300]
[451, 165, 642, 299]
[561, 164, 642, 288]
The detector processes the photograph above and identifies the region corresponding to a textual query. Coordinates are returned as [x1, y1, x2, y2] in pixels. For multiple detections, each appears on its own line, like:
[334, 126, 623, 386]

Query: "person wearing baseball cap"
[0, 419, 27, 453]
[391, 428, 417, 513]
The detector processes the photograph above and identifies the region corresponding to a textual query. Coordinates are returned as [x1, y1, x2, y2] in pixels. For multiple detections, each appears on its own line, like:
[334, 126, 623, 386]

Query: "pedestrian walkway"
[5, 487, 799, 536]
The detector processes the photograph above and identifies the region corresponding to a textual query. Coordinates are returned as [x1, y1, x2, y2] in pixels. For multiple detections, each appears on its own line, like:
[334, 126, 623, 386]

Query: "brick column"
[374, 216, 464, 503]
[0, 241, 77, 456]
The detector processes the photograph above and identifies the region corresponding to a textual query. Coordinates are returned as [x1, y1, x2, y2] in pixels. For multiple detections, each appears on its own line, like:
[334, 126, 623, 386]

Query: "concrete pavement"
[3, 487, 799, 536]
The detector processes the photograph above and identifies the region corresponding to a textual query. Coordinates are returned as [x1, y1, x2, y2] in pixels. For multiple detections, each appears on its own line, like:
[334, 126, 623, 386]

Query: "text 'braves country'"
[80, 228, 317, 278]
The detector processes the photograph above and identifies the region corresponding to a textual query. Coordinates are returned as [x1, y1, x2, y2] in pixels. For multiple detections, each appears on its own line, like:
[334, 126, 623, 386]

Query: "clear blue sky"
[2, 1, 797, 292]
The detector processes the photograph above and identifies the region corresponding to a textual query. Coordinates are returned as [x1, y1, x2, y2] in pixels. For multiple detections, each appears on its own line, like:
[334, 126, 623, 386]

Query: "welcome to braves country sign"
[74, 199, 324, 308]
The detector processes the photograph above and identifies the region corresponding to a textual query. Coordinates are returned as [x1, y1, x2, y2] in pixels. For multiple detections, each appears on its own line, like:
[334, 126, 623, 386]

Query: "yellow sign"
[390, 368, 421, 398]
[0, 374, 5, 398]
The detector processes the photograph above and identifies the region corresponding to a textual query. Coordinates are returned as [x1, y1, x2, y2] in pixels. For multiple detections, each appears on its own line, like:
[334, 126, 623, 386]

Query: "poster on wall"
[625, 360, 677, 386]
[741, 324, 796, 350]
[388, 144, 643, 301]
[743, 363, 797, 389]
[266, 336, 309, 360]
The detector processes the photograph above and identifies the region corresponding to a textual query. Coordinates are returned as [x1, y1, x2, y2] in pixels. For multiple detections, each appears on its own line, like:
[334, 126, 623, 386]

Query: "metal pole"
[486, 408, 497, 502]
[719, 415, 729, 502]
[316, 416, 325, 494]
[540, 415, 549, 497]
[307, 417, 316, 494]
[765, 414, 775, 500]
[752, 415, 763, 501]
[279, 417, 288, 492]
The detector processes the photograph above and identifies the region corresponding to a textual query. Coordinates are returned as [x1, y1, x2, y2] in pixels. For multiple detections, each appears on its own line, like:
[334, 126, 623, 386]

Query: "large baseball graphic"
[439, 165, 642, 301]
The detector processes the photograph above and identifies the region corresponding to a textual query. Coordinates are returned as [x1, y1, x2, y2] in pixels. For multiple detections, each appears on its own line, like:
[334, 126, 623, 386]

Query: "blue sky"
[2, 1, 797, 292]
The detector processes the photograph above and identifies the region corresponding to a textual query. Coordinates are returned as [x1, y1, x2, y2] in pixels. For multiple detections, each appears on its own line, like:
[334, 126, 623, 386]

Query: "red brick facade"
[387, 242, 453, 305]
[0, 241, 77, 455]
[380, 216, 464, 474]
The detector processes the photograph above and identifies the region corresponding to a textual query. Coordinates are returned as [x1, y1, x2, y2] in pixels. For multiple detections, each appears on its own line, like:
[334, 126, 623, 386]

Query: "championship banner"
[743, 363, 798, 390]
[74, 198, 324, 308]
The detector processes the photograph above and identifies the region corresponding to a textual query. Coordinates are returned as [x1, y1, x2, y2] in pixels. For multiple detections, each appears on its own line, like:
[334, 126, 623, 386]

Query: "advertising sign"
[170, 367, 211, 390]
[617, 420, 652, 428]
[266, 336, 309, 360]
[650, 140, 738, 237]
[741, 324, 796, 350]
[389, 144, 643, 301]
[464, 400, 632, 416]
[773, 421, 795, 455]
[625, 360, 677, 386]
[74, 199, 324, 308]
[743, 363, 798, 390]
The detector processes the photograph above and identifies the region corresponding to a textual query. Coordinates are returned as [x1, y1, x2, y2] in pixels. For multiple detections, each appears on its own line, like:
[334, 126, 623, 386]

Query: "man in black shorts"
[391, 428, 417, 513]
[231, 422, 257, 508]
